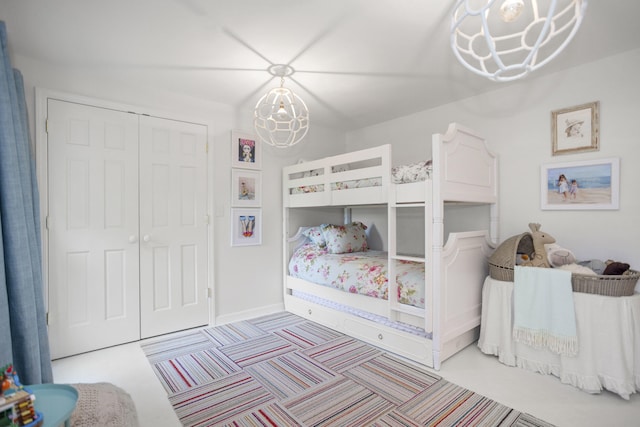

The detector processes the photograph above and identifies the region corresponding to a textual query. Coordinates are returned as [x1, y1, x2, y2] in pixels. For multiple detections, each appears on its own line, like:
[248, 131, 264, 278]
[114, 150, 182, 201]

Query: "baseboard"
[213, 303, 285, 326]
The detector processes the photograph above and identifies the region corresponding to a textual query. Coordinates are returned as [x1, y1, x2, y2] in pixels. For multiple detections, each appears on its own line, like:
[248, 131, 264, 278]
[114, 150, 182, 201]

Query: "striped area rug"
[141, 312, 554, 427]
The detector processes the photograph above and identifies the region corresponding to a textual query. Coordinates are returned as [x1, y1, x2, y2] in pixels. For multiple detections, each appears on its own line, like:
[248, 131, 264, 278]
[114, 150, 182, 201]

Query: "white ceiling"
[2, 0, 639, 131]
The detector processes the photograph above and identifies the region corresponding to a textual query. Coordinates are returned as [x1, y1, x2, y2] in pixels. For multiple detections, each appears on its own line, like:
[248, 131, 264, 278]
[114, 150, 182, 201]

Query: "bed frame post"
[343, 207, 352, 224]
[490, 162, 500, 244]
[431, 129, 444, 371]
[283, 166, 292, 301]
[283, 204, 289, 300]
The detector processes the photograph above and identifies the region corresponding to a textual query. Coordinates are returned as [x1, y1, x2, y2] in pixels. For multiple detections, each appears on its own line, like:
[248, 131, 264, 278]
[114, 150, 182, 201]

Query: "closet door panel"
[47, 99, 140, 359]
[139, 116, 209, 338]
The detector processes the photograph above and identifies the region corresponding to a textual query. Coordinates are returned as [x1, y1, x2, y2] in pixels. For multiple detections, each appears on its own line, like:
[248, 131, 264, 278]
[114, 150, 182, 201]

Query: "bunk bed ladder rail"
[387, 182, 432, 332]
[430, 130, 445, 370]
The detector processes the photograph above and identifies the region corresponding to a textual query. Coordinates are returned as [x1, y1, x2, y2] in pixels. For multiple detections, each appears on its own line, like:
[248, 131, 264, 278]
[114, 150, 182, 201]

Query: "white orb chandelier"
[451, 0, 588, 82]
[254, 64, 309, 148]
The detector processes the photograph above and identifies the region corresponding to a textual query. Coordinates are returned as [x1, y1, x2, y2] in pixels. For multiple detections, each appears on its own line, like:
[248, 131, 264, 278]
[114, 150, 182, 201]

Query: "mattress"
[288, 243, 425, 309]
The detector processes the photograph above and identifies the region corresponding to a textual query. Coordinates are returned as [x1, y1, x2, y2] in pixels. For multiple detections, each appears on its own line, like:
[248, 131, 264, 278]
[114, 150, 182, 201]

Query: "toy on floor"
[0, 364, 42, 427]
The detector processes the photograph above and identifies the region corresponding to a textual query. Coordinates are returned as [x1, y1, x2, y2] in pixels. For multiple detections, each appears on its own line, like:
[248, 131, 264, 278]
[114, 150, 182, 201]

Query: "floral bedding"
[289, 160, 432, 194]
[391, 160, 432, 183]
[288, 243, 425, 308]
[290, 178, 382, 194]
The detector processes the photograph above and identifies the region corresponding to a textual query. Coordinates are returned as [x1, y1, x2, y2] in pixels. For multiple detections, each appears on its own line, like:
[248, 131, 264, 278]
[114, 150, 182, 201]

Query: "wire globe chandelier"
[451, 0, 588, 82]
[254, 64, 309, 148]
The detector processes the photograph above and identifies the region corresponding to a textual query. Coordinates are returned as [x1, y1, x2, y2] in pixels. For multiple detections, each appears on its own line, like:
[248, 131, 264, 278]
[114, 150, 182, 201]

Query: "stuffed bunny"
[521, 223, 555, 268]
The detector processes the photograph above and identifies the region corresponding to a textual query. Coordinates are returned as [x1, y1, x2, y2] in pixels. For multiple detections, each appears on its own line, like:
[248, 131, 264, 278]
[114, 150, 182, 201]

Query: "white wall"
[214, 124, 345, 323]
[15, 45, 640, 325]
[14, 54, 346, 324]
[347, 50, 640, 285]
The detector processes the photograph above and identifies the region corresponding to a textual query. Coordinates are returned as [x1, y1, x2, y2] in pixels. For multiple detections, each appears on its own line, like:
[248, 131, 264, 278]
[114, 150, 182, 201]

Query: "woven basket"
[488, 232, 533, 281]
[570, 270, 639, 297]
[488, 233, 639, 296]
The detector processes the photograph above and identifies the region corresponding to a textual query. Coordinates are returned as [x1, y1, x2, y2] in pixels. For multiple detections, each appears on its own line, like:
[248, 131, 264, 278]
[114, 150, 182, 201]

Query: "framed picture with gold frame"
[551, 101, 599, 155]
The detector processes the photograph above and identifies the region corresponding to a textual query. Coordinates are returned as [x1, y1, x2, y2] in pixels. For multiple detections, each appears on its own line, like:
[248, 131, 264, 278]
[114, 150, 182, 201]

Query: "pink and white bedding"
[290, 178, 382, 195]
[289, 160, 432, 195]
[288, 243, 425, 309]
[391, 160, 432, 183]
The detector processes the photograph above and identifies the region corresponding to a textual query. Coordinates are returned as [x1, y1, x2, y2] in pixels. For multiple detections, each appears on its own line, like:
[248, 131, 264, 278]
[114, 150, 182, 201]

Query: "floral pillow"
[321, 222, 368, 254]
[302, 225, 327, 247]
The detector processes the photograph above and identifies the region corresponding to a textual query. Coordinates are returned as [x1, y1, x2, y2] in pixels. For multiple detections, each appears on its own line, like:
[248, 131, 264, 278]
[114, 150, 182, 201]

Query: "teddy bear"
[543, 242, 601, 275]
[544, 243, 577, 268]
[602, 260, 630, 275]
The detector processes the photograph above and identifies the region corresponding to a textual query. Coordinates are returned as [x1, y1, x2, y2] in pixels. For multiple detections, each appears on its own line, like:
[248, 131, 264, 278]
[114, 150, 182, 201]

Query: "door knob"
[143, 234, 151, 242]
[128, 235, 137, 243]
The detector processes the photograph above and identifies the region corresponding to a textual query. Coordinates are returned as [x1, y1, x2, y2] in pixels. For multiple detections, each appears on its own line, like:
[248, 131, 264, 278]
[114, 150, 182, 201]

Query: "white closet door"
[47, 99, 140, 359]
[139, 116, 209, 338]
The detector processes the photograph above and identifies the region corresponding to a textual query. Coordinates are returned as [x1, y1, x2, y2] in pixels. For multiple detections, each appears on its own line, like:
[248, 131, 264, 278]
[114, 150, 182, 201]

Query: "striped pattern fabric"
[142, 312, 554, 427]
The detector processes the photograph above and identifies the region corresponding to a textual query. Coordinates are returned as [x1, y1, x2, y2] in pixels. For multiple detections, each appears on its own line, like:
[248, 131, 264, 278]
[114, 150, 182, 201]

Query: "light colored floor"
[52, 338, 181, 427]
[52, 329, 640, 427]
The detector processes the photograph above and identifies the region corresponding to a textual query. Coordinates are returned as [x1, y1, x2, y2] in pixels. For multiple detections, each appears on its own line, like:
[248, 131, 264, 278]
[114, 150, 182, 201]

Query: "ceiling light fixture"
[500, 0, 525, 22]
[254, 64, 309, 148]
[450, 0, 588, 82]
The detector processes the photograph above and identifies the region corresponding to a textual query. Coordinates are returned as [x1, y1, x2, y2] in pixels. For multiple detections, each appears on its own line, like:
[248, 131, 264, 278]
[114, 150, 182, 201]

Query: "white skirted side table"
[478, 276, 640, 400]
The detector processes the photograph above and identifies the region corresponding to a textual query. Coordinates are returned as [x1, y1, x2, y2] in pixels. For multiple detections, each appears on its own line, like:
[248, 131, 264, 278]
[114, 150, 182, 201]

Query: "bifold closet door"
[47, 99, 209, 357]
[138, 116, 209, 338]
[47, 99, 141, 359]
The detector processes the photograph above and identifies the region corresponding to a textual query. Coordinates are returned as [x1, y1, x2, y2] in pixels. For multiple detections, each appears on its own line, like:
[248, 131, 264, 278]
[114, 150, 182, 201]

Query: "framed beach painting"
[231, 208, 262, 246]
[541, 157, 619, 210]
[231, 130, 261, 170]
[231, 169, 261, 207]
[551, 101, 599, 155]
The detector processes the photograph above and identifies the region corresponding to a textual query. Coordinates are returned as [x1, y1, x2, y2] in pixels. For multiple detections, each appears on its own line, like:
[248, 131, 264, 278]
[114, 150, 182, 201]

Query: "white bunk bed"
[282, 123, 498, 369]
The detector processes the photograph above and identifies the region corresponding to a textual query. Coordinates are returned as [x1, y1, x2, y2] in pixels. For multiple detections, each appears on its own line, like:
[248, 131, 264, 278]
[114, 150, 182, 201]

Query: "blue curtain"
[0, 21, 53, 384]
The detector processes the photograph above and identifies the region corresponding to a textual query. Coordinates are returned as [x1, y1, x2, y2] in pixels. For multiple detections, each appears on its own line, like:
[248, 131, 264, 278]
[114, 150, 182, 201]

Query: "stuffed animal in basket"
[545, 243, 577, 268]
[521, 223, 555, 268]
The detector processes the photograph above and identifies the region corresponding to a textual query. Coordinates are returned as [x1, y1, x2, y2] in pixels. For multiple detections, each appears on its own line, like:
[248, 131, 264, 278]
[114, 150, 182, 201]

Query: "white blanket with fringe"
[513, 266, 578, 356]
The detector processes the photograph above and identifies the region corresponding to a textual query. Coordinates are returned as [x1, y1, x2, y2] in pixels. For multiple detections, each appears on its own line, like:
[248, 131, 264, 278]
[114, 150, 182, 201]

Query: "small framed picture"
[231, 169, 261, 207]
[231, 208, 262, 246]
[551, 101, 599, 155]
[231, 130, 261, 170]
[541, 157, 619, 210]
